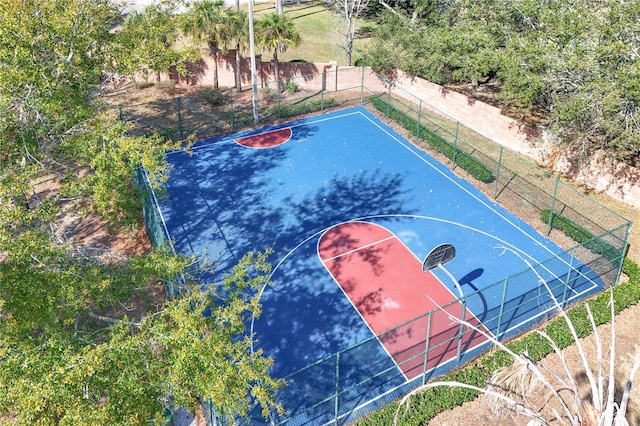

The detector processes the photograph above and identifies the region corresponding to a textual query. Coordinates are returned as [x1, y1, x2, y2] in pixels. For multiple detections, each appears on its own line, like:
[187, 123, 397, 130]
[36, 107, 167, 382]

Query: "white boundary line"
[317, 330, 493, 426]
[161, 107, 605, 421]
[164, 106, 603, 294]
[140, 166, 177, 255]
[354, 109, 600, 281]
[354, 214, 599, 317]
[319, 235, 395, 263]
[249, 212, 600, 362]
[167, 110, 363, 154]
[321, 220, 491, 333]
[180, 107, 602, 294]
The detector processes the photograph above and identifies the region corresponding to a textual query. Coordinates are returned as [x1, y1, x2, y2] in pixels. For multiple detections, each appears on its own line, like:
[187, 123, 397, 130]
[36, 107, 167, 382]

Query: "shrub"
[540, 209, 621, 261]
[195, 86, 226, 107]
[283, 80, 299, 94]
[269, 97, 336, 119]
[369, 95, 495, 183]
[155, 80, 177, 95]
[259, 87, 278, 104]
[135, 81, 155, 90]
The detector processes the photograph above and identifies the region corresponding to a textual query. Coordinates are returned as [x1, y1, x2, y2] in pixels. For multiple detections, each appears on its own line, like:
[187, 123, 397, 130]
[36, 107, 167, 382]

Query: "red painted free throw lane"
[234, 127, 292, 148]
[318, 221, 490, 379]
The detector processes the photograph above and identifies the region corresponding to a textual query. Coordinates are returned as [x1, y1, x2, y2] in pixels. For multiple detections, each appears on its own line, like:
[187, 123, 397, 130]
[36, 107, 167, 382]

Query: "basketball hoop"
[422, 243, 456, 272]
[423, 243, 463, 299]
[424, 243, 469, 362]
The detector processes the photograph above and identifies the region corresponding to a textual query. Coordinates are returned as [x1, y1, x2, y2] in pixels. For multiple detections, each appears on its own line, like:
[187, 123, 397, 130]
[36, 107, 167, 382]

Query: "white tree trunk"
[334, 0, 370, 66]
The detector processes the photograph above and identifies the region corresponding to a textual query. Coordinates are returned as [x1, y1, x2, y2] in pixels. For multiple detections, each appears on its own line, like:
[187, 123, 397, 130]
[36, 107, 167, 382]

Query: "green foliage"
[0, 0, 119, 145]
[0, 1, 282, 423]
[0, 235, 181, 423]
[181, 0, 231, 54]
[55, 119, 183, 228]
[284, 80, 299, 94]
[135, 81, 156, 90]
[540, 209, 621, 261]
[113, 1, 199, 81]
[255, 12, 302, 54]
[364, 0, 640, 160]
[260, 87, 279, 104]
[255, 12, 302, 80]
[0, 242, 283, 424]
[369, 95, 495, 183]
[181, 0, 244, 88]
[155, 80, 178, 95]
[357, 259, 640, 425]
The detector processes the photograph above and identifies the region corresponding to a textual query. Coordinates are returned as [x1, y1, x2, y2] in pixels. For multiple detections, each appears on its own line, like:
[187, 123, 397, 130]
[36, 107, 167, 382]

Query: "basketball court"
[152, 106, 604, 424]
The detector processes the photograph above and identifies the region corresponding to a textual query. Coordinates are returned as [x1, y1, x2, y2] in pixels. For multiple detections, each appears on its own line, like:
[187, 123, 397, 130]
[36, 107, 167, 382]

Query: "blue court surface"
[155, 107, 604, 424]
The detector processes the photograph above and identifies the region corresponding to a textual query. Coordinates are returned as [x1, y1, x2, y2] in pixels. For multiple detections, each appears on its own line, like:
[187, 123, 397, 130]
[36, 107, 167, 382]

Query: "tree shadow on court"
[238, 169, 418, 420]
[165, 132, 418, 363]
[162, 124, 321, 283]
[254, 168, 415, 364]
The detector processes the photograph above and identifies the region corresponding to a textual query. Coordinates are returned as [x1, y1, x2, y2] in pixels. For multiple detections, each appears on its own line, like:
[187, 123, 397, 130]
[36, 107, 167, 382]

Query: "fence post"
[562, 247, 576, 308]
[456, 299, 467, 364]
[493, 146, 503, 200]
[421, 312, 432, 385]
[334, 353, 340, 425]
[451, 121, 459, 167]
[277, 79, 282, 120]
[417, 100, 422, 140]
[206, 399, 214, 426]
[360, 66, 365, 104]
[386, 82, 392, 123]
[546, 175, 560, 236]
[494, 278, 508, 345]
[616, 223, 633, 285]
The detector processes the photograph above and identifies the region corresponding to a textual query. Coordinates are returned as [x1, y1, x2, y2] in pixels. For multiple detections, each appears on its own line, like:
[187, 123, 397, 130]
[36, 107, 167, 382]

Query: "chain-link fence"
[366, 81, 630, 289]
[128, 66, 632, 425]
[119, 69, 371, 142]
[275, 244, 603, 425]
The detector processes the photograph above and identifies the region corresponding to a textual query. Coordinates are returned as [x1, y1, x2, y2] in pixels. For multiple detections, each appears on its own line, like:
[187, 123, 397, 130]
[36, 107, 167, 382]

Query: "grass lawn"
[244, 0, 374, 65]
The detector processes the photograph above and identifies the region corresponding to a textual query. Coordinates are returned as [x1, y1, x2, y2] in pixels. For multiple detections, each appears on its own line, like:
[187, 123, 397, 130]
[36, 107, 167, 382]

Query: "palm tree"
[254, 12, 301, 86]
[182, 0, 231, 88]
[226, 10, 248, 92]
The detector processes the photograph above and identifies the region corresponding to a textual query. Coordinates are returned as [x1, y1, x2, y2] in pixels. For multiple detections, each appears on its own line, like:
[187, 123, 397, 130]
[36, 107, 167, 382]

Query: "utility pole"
[248, 0, 259, 124]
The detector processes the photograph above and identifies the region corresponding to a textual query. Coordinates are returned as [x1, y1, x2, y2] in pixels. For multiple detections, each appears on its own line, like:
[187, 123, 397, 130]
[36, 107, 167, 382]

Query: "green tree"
[0, 239, 283, 424]
[182, 0, 233, 88]
[0, 0, 282, 423]
[0, 0, 118, 144]
[255, 12, 301, 84]
[363, 0, 640, 161]
[112, 0, 200, 81]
